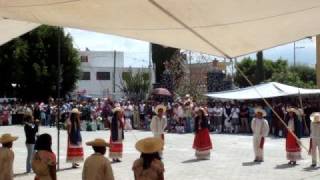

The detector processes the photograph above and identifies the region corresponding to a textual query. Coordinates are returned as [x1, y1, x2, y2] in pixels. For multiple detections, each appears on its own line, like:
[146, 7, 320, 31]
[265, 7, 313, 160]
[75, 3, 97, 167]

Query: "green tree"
[234, 57, 257, 87]
[235, 58, 288, 87]
[151, 44, 179, 83]
[120, 69, 151, 101]
[0, 25, 80, 101]
[235, 57, 316, 88]
[270, 65, 316, 88]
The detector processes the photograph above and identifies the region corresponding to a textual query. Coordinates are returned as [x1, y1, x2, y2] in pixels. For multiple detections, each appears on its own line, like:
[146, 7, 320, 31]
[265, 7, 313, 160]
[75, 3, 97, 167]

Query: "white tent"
[1, 0, 320, 57]
[0, 19, 38, 45]
[206, 82, 320, 100]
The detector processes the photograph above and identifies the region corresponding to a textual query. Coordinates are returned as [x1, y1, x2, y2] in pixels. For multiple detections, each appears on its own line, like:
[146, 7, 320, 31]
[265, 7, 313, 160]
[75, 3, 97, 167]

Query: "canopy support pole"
[316, 35, 320, 88]
[298, 89, 309, 135]
[57, 27, 61, 170]
[148, 0, 308, 152]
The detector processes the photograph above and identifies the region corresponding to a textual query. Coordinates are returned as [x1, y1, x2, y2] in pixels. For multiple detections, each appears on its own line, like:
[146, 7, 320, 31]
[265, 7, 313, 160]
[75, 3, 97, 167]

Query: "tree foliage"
[235, 57, 316, 88]
[270, 65, 316, 88]
[120, 68, 150, 101]
[0, 25, 80, 101]
[151, 44, 179, 83]
[165, 51, 187, 90]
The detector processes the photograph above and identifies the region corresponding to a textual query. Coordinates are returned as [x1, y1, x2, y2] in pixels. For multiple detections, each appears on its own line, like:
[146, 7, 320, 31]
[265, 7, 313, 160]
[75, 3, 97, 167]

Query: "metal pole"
[189, 51, 191, 88]
[148, 43, 153, 91]
[293, 41, 296, 67]
[113, 50, 116, 94]
[231, 58, 234, 83]
[57, 27, 61, 170]
[316, 35, 320, 88]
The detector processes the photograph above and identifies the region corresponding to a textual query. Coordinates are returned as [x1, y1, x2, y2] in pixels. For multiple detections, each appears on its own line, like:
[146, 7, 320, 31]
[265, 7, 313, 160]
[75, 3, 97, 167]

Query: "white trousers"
[253, 136, 263, 160]
[311, 138, 320, 164]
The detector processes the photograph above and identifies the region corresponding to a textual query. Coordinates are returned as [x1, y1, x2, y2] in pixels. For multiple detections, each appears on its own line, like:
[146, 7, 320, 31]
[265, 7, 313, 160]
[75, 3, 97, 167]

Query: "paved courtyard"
[1, 126, 320, 180]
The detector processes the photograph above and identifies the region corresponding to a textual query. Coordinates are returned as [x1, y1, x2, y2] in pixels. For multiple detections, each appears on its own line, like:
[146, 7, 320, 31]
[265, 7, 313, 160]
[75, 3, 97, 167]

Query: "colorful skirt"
[67, 139, 84, 163]
[109, 138, 123, 159]
[286, 131, 301, 161]
[193, 128, 212, 159]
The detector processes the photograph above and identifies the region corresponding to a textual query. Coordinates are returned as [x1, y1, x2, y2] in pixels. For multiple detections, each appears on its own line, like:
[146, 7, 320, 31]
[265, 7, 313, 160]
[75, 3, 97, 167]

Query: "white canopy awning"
[1, 0, 320, 57]
[206, 82, 320, 100]
[0, 19, 38, 45]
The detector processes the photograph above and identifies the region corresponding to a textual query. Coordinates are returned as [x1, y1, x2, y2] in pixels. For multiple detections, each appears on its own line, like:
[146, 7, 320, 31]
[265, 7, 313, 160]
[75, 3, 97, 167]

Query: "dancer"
[193, 108, 213, 160]
[309, 112, 320, 167]
[251, 108, 269, 162]
[32, 133, 57, 180]
[66, 108, 84, 168]
[24, 113, 39, 173]
[0, 133, 18, 180]
[150, 105, 167, 141]
[109, 107, 125, 162]
[285, 108, 302, 165]
[83, 138, 114, 180]
[133, 137, 164, 180]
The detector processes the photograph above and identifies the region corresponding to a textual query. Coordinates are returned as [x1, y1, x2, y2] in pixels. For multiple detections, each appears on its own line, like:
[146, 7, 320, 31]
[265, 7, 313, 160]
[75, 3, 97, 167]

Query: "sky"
[65, 28, 317, 68]
[65, 28, 150, 67]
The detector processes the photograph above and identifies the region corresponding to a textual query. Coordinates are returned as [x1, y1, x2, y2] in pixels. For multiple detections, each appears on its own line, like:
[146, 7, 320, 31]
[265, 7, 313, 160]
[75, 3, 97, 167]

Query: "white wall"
[80, 51, 124, 68]
[76, 51, 152, 99]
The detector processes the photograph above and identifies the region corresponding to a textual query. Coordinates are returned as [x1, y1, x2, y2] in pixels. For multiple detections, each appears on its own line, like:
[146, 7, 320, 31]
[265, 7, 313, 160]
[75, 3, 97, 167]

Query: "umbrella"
[152, 88, 172, 97]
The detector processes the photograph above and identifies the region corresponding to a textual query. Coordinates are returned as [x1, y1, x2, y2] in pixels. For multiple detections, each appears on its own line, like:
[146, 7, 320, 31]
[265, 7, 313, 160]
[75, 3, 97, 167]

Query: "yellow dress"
[82, 153, 114, 180]
[32, 150, 56, 180]
[132, 158, 164, 180]
[0, 147, 14, 180]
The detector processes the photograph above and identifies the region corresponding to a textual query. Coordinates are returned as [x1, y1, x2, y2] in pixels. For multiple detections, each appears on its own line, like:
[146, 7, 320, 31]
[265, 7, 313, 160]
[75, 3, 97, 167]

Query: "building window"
[80, 55, 88, 62]
[96, 72, 110, 80]
[81, 72, 90, 80]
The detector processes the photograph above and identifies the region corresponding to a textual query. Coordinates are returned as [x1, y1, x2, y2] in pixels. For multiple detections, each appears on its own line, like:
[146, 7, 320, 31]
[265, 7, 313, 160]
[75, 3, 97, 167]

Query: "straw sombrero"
[155, 105, 166, 115]
[287, 107, 300, 115]
[0, 133, 18, 144]
[197, 107, 208, 116]
[71, 108, 81, 114]
[112, 107, 123, 113]
[135, 137, 164, 154]
[24, 111, 33, 117]
[86, 138, 110, 147]
[254, 108, 267, 117]
[184, 100, 191, 106]
[310, 112, 320, 123]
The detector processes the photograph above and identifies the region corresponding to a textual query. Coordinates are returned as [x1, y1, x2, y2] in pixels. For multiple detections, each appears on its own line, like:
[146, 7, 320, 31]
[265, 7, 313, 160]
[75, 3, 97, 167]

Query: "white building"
[75, 50, 151, 99]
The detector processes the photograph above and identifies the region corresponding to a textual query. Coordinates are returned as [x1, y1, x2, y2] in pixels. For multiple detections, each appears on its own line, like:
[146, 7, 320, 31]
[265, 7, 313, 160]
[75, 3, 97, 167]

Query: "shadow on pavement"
[182, 159, 209, 164]
[275, 163, 296, 169]
[14, 167, 77, 178]
[303, 166, 320, 172]
[58, 167, 76, 172]
[14, 172, 29, 177]
[242, 161, 261, 166]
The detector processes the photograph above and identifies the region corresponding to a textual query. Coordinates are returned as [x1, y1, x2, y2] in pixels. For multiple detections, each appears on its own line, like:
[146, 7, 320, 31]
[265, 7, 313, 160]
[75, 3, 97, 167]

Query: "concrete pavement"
[0, 126, 319, 180]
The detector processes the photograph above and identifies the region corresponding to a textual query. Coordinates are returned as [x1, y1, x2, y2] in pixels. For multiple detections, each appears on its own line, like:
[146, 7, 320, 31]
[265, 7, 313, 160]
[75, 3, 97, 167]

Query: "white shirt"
[213, 107, 223, 117]
[288, 118, 295, 131]
[311, 122, 320, 140]
[231, 107, 240, 118]
[207, 108, 214, 113]
[251, 118, 269, 137]
[150, 115, 167, 137]
[177, 106, 184, 118]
